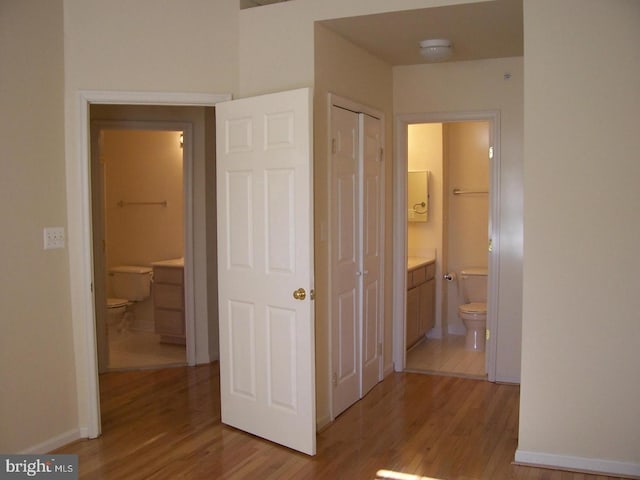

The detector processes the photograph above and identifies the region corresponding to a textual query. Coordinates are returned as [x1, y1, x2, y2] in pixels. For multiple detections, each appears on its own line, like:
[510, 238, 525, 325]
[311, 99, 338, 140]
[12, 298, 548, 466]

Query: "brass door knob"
[293, 288, 306, 300]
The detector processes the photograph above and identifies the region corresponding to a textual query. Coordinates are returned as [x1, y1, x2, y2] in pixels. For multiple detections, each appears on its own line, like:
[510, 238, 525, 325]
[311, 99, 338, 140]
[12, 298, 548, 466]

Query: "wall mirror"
[408, 170, 429, 222]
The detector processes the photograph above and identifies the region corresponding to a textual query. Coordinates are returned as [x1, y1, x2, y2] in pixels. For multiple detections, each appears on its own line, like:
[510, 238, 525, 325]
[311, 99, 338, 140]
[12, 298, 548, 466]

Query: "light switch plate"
[44, 227, 65, 250]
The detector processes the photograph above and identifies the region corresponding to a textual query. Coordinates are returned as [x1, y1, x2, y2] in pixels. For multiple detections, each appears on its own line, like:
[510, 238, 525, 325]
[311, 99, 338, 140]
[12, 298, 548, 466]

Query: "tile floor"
[107, 329, 186, 370]
[405, 334, 486, 379]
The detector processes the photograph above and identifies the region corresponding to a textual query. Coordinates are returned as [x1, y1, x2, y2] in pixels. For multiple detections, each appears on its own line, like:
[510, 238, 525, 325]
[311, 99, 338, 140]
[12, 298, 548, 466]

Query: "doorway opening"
[404, 121, 490, 379]
[393, 111, 500, 382]
[74, 91, 228, 439]
[91, 122, 190, 372]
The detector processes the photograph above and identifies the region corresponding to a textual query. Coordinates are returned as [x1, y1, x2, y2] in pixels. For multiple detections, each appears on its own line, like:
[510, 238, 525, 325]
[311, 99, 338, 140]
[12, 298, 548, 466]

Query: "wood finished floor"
[54, 363, 625, 480]
[406, 335, 486, 379]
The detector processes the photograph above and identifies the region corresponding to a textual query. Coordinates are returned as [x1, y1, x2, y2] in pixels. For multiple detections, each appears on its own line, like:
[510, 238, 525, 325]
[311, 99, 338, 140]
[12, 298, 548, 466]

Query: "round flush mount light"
[419, 38, 453, 62]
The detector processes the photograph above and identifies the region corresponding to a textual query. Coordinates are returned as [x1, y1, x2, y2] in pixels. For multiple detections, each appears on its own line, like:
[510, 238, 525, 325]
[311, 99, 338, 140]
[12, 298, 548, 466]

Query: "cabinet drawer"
[410, 266, 426, 287]
[155, 309, 185, 336]
[424, 262, 436, 281]
[408, 262, 436, 287]
[154, 284, 184, 309]
[153, 267, 183, 285]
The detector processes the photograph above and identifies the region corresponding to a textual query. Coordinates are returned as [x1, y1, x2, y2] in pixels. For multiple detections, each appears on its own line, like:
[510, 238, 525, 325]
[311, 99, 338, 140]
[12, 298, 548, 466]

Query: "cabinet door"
[406, 286, 420, 348]
[419, 278, 436, 335]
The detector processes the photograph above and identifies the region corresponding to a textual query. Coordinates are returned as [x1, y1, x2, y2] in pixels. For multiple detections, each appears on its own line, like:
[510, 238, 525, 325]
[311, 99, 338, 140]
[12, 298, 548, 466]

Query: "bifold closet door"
[360, 113, 383, 397]
[331, 105, 360, 417]
[330, 105, 384, 418]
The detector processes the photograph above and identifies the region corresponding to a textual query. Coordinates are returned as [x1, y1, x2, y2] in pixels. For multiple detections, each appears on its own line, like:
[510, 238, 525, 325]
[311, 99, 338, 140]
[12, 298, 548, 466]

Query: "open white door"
[216, 88, 316, 455]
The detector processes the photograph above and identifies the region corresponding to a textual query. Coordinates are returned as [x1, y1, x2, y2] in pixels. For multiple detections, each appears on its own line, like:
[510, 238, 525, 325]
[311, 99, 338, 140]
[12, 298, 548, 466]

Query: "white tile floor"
[405, 334, 486, 379]
[107, 329, 186, 370]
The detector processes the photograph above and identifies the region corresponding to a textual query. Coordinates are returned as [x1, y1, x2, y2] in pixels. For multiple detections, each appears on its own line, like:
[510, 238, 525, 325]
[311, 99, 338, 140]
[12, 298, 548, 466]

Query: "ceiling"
[319, 0, 523, 66]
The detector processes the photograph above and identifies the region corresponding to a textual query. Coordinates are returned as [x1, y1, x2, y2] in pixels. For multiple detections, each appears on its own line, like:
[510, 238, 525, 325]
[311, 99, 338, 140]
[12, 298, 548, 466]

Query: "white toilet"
[458, 267, 488, 352]
[107, 265, 153, 332]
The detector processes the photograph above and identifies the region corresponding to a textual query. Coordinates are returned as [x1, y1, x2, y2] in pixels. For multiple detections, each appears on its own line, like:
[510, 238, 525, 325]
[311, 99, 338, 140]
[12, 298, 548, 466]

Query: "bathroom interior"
[100, 128, 187, 370]
[405, 120, 489, 379]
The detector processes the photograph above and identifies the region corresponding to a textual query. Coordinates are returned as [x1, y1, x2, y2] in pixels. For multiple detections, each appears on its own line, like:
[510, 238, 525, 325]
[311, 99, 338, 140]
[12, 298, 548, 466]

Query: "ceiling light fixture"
[419, 38, 452, 62]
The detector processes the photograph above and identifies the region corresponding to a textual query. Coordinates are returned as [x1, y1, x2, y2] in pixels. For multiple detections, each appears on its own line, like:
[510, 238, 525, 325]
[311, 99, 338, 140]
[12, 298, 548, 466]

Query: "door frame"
[327, 94, 385, 421]
[73, 90, 230, 438]
[393, 110, 500, 381]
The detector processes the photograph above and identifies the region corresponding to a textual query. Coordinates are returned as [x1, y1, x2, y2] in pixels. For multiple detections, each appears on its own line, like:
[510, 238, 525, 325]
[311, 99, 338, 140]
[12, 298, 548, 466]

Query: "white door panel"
[331, 105, 359, 417]
[216, 88, 315, 455]
[361, 113, 384, 396]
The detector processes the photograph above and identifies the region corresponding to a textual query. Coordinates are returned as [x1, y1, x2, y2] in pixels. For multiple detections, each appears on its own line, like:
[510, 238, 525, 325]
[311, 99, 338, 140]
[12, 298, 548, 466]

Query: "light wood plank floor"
[54, 364, 624, 480]
[406, 335, 486, 379]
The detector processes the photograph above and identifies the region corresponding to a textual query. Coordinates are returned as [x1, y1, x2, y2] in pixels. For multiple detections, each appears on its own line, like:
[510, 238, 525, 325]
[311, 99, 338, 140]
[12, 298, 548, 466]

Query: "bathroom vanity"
[406, 256, 436, 349]
[152, 258, 185, 345]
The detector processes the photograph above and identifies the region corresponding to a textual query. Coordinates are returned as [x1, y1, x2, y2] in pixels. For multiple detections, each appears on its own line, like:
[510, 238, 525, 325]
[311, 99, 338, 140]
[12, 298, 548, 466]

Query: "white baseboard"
[495, 375, 520, 384]
[515, 449, 640, 479]
[448, 325, 466, 336]
[426, 327, 443, 339]
[20, 429, 83, 454]
[316, 414, 331, 432]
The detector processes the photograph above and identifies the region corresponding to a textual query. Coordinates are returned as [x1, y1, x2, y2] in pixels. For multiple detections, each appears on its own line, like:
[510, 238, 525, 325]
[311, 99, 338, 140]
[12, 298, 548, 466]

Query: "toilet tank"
[109, 265, 153, 301]
[460, 267, 488, 303]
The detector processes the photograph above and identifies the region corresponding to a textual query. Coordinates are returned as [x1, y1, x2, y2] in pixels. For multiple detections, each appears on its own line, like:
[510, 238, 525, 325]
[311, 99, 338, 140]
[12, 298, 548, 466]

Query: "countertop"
[407, 255, 436, 271]
[151, 257, 184, 268]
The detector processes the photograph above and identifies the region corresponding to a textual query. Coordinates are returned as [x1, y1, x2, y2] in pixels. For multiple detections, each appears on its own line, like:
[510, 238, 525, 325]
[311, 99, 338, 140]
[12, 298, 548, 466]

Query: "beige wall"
[395, 57, 524, 382]
[103, 130, 184, 271]
[313, 23, 393, 427]
[519, 0, 640, 472]
[0, 0, 79, 452]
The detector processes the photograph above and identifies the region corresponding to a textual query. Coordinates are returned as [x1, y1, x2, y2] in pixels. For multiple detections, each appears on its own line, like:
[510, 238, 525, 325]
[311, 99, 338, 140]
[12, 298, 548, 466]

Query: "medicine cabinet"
[408, 170, 429, 222]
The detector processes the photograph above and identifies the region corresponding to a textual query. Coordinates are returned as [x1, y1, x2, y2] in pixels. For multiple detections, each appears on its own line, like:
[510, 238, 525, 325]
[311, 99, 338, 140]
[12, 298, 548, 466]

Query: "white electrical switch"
[44, 227, 65, 250]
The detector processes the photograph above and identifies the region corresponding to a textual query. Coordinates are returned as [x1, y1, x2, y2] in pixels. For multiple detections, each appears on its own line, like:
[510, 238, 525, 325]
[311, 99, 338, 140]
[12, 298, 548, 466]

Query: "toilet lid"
[107, 298, 129, 308]
[459, 302, 486, 314]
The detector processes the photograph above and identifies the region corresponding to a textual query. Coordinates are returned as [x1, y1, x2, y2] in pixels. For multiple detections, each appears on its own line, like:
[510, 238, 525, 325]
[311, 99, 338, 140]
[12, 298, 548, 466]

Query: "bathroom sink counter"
[151, 257, 184, 268]
[407, 255, 435, 271]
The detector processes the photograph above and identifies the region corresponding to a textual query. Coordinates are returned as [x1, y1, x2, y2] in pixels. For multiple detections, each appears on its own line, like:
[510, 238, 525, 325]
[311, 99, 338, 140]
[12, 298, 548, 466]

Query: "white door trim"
[73, 90, 230, 439]
[393, 110, 500, 381]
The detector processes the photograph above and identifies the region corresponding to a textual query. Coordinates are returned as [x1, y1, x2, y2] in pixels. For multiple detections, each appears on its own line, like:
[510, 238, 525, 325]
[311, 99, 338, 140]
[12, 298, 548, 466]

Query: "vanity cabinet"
[153, 263, 185, 345]
[406, 261, 435, 349]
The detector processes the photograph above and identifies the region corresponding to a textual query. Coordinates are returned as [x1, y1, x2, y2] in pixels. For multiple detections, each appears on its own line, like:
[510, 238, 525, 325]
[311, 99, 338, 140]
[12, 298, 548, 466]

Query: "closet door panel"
[331, 105, 360, 417]
[361, 113, 384, 396]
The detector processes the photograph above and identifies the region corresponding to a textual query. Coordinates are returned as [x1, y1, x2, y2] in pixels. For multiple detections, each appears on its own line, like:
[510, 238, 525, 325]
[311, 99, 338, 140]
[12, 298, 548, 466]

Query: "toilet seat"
[107, 298, 129, 309]
[458, 302, 486, 315]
